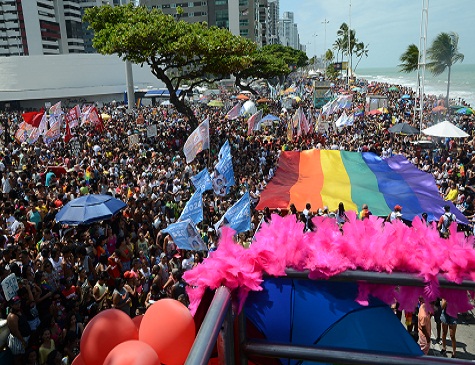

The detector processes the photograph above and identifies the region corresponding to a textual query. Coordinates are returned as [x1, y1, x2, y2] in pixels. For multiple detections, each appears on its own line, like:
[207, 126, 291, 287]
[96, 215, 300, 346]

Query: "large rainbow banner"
[256, 149, 467, 223]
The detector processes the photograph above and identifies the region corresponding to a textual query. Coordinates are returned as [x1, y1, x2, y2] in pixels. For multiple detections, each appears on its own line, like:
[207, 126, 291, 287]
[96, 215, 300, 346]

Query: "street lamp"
[313, 34, 318, 69]
[322, 19, 329, 76]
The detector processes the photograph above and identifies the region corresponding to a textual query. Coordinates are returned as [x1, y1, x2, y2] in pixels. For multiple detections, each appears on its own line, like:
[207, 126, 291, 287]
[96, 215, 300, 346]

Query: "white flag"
[183, 117, 210, 163]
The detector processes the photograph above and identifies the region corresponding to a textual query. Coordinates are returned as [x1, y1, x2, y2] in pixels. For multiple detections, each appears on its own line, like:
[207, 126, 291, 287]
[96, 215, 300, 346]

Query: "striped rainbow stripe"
[256, 150, 466, 223]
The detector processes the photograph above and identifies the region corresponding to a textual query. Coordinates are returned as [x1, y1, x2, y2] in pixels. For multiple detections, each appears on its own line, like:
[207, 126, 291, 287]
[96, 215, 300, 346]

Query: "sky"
[279, 0, 474, 69]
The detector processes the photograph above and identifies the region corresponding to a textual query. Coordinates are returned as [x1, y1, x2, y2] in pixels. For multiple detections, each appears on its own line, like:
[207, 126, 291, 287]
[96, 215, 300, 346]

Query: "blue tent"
[260, 114, 281, 123]
[244, 278, 422, 365]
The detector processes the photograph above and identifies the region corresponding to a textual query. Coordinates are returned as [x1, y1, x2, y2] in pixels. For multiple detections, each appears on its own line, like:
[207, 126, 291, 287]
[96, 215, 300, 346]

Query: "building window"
[215, 0, 227, 5]
[239, 19, 248, 26]
[240, 29, 249, 36]
[239, 0, 248, 5]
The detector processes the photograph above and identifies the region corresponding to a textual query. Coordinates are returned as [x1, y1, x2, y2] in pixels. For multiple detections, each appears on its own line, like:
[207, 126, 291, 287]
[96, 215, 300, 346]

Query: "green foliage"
[427, 32, 464, 75]
[262, 44, 309, 69]
[398, 44, 419, 73]
[333, 22, 368, 70]
[84, 4, 257, 126]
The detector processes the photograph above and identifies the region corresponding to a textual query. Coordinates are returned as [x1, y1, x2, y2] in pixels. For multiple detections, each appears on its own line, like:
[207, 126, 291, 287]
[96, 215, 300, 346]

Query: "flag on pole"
[190, 168, 213, 192]
[212, 140, 234, 196]
[286, 119, 293, 141]
[214, 192, 251, 234]
[65, 105, 80, 129]
[162, 219, 208, 251]
[22, 110, 44, 128]
[49, 101, 63, 116]
[43, 115, 61, 145]
[225, 102, 241, 120]
[299, 107, 310, 135]
[183, 117, 210, 163]
[247, 110, 263, 136]
[64, 116, 73, 144]
[178, 189, 203, 224]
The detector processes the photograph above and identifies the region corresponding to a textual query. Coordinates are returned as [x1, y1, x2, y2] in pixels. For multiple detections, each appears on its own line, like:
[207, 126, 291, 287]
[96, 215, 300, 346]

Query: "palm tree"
[353, 42, 369, 72]
[427, 32, 464, 106]
[333, 38, 344, 63]
[399, 44, 419, 73]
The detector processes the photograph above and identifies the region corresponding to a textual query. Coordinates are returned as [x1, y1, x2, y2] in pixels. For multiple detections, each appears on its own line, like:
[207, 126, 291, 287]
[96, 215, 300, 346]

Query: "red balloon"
[139, 299, 196, 365]
[71, 354, 86, 365]
[81, 309, 138, 365]
[103, 340, 160, 365]
[132, 315, 144, 331]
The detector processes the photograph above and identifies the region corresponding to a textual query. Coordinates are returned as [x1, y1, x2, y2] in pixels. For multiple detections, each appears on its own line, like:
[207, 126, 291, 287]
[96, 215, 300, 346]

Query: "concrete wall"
[0, 53, 164, 107]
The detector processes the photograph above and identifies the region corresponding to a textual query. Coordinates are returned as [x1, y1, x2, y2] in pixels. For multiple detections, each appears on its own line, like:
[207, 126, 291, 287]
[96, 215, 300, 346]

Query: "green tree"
[398, 44, 420, 73]
[427, 32, 464, 105]
[233, 45, 293, 95]
[333, 23, 368, 73]
[84, 4, 256, 128]
[353, 41, 369, 72]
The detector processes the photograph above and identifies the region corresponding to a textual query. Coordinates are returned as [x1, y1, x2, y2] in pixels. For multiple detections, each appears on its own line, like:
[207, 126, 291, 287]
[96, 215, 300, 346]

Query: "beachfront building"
[278, 11, 304, 51]
[139, 0, 259, 43]
[0, 0, 90, 57]
[80, 0, 111, 53]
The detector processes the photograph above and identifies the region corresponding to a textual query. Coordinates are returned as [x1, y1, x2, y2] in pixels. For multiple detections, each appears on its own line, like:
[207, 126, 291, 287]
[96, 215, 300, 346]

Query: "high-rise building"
[0, 0, 91, 56]
[139, 0, 258, 42]
[278, 11, 301, 51]
[79, 0, 110, 53]
[267, 0, 278, 45]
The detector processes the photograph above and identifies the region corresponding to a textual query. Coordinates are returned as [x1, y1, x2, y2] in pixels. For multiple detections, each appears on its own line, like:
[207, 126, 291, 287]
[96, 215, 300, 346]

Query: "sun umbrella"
[422, 120, 469, 138]
[236, 94, 250, 101]
[401, 94, 411, 99]
[388, 123, 420, 135]
[431, 105, 447, 113]
[256, 98, 272, 103]
[449, 105, 464, 110]
[207, 100, 224, 107]
[456, 107, 474, 115]
[245, 278, 422, 359]
[101, 113, 111, 121]
[388, 86, 399, 92]
[368, 109, 382, 116]
[55, 194, 127, 225]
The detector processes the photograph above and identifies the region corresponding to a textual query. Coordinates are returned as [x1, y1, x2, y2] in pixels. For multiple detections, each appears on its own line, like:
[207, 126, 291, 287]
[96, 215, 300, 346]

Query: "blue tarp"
[244, 278, 422, 365]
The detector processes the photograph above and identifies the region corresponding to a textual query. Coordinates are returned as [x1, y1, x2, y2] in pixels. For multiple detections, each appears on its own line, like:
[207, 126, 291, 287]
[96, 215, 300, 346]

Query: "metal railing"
[185, 270, 475, 365]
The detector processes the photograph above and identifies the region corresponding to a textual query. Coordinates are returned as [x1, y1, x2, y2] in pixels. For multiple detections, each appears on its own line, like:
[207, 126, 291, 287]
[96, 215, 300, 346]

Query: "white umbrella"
[421, 120, 469, 138]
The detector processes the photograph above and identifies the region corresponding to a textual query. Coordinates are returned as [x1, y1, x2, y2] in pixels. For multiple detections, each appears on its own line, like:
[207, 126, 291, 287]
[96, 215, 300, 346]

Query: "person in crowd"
[417, 297, 431, 355]
[441, 298, 458, 358]
[7, 295, 31, 365]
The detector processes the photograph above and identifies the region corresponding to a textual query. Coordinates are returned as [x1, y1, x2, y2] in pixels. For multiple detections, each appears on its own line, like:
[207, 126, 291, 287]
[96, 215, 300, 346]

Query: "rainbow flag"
[256, 150, 467, 223]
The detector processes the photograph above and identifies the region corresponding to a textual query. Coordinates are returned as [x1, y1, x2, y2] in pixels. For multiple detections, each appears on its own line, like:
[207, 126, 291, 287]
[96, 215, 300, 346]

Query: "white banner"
[146, 124, 158, 138]
[183, 117, 210, 163]
[1, 273, 19, 301]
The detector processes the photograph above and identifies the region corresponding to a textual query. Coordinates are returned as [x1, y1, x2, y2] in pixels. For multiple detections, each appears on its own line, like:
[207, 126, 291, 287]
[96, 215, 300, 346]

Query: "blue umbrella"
[456, 107, 474, 115]
[55, 194, 127, 225]
[260, 114, 281, 122]
[245, 278, 422, 365]
[401, 94, 411, 99]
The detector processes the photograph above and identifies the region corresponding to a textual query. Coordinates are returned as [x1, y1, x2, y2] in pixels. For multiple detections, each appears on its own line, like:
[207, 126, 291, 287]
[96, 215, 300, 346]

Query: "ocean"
[356, 64, 475, 107]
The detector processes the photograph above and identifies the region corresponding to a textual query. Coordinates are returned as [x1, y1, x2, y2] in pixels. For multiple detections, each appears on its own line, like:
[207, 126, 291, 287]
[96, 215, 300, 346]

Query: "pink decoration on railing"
[183, 213, 475, 317]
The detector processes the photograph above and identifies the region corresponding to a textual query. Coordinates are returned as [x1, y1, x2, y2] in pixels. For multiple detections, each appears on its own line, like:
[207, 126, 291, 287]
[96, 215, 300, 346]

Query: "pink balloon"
[103, 340, 160, 365]
[132, 315, 144, 331]
[81, 309, 138, 365]
[139, 299, 195, 365]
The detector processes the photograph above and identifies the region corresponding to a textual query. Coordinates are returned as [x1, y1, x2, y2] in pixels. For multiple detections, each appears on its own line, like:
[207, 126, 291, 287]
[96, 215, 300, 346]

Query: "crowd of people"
[0, 74, 473, 364]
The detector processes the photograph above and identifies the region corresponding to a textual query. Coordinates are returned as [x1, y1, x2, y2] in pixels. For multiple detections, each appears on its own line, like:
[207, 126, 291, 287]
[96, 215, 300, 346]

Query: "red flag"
[64, 117, 73, 143]
[22, 109, 44, 128]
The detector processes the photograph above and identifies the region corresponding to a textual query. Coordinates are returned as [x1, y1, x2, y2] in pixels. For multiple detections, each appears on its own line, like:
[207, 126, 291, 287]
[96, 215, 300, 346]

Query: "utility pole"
[347, 0, 352, 88]
[322, 18, 329, 76]
[313, 34, 318, 69]
[414, 0, 429, 132]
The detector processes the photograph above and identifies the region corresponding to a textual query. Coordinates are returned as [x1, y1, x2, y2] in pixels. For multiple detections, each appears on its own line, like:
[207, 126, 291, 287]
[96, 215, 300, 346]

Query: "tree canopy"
[233, 44, 308, 94]
[84, 4, 256, 128]
[398, 44, 420, 73]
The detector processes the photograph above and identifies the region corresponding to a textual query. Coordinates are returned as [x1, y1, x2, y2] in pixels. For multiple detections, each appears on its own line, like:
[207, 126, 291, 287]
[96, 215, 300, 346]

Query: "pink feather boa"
[183, 214, 475, 317]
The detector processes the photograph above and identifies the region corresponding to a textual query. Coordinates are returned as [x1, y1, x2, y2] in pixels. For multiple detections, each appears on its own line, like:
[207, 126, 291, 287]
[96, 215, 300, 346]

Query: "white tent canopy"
[421, 120, 469, 138]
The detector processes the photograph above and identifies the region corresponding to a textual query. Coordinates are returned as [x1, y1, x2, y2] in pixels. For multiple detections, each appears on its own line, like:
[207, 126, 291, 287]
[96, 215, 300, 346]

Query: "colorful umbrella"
[456, 107, 474, 115]
[236, 94, 250, 101]
[388, 86, 399, 92]
[207, 100, 224, 107]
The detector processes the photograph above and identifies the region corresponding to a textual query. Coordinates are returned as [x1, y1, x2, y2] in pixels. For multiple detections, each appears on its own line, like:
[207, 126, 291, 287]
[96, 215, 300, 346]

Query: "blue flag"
[178, 189, 203, 224]
[163, 219, 207, 251]
[190, 168, 213, 192]
[213, 140, 235, 196]
[214, 192, 251, 234]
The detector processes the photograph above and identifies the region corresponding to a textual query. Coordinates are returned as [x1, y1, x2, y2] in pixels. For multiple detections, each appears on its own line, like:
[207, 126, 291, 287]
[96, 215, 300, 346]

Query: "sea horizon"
[356, 63, 475, 107]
